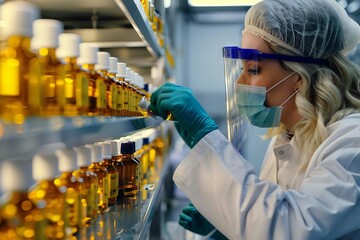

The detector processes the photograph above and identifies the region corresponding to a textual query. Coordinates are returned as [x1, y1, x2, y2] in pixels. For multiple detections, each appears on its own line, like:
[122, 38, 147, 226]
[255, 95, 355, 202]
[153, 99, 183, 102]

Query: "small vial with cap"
[116, 63, 127, 116]
[0, 158, 45, 239]
[72, 146, 99, 224]
[86, 144, 109, 211]
[32, 19, 65, 116]
[0, 1, 41, 123]
[120, 141, 140, 201]
[56, 33, 89, 116]
[138, 96, 174, 121]
[108, 57, 118, 116]
[28, 153, 68, 240]
[77, 43, 102, 116]
[99, 142, 119, 205]
[95, 52, 113, 116]
[54, 148, 83, 236]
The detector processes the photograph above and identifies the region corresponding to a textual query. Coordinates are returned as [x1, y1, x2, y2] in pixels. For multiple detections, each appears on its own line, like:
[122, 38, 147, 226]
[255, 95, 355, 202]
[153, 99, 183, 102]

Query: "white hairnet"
[244, 0, 360, 58]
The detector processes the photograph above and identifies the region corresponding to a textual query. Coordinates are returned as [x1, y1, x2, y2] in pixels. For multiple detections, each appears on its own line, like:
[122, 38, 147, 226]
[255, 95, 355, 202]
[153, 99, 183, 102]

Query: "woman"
[149, 0, 360, 239]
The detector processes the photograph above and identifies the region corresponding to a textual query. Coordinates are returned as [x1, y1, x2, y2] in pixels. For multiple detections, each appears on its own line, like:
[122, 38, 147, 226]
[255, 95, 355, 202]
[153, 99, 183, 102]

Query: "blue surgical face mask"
[234, 72, 296, 128]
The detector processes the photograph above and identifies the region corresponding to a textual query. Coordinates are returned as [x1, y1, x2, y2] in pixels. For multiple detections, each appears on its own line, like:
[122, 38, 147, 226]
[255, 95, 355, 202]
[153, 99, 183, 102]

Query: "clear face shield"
[223, 46, 327, 149]
[223, 47, 260, 150]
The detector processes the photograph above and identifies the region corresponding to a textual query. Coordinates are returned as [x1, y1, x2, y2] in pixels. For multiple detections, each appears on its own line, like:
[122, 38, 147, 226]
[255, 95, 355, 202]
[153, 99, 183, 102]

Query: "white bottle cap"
[85, 144, 103, 163]
[32, 153, 59, 181]
[95, 51, 110, 71]
[0, 158, 33, 192]
[108, 140, 120, 156]
[125, 67, 132, 82]
[116, 63, 126, 78]
[77, 43, 98, 65]
[109, 57, 118, 74]
[56, 33, 81, 59]
[138, 96, 150, 111]
[55, 148, 77, 173]
[99, 142, 111, 159]
[31, 19, 63, 50]
[73, 146, 91, 167]
[0, 0, 40, 39]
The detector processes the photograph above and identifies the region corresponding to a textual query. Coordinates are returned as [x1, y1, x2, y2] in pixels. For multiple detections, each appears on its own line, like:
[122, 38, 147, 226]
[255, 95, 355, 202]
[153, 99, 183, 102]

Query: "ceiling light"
[188, 0, 262, 7]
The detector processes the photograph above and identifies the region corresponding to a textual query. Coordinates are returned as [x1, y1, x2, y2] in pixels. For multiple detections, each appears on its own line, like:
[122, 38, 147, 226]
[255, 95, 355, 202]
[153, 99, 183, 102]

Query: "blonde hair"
[265, 44, 360, 171]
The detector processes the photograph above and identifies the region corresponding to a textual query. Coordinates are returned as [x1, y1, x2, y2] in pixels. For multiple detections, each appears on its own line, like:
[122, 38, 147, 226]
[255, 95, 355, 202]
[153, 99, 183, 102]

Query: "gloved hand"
[149, 83, 218, 148]
[179, 203, 228, 240]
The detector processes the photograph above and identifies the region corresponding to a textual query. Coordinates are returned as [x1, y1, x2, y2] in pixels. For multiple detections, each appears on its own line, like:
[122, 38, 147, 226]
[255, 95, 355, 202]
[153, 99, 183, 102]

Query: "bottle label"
[64, 76, 74, 98]
[110, 173, 119, 198]
[87, 183, 95, 216]
[0, 59, 20, 96]
[103, 175, 110, 200]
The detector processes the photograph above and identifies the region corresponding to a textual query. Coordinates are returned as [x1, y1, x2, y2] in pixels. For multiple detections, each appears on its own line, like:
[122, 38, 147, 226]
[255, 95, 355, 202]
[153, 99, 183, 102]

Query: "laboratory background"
[0, 0, 359, 239]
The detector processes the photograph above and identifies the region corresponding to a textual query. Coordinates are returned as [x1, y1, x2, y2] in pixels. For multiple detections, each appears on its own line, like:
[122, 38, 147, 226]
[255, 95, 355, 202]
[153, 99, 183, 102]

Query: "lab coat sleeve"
[173, 129, 360, 240]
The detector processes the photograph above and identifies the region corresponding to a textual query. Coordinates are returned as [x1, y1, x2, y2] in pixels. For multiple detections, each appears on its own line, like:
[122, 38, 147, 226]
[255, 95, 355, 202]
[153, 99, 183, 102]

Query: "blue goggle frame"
[223, 46, 328, 65]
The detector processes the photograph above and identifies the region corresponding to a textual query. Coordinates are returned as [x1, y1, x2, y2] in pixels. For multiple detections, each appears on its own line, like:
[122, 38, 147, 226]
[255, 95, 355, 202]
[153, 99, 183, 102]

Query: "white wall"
[174, 13, 270, 174]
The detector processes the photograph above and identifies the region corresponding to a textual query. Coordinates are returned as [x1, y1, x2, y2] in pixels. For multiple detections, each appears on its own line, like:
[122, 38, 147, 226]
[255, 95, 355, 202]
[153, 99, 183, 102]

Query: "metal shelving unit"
[0, 0, 174, 239]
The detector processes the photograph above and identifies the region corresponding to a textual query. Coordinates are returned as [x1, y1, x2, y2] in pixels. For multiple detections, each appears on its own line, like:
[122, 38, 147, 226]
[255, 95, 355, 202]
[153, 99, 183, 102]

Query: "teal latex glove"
[179, 203, 228, 240]
[149, 83, 218, 148]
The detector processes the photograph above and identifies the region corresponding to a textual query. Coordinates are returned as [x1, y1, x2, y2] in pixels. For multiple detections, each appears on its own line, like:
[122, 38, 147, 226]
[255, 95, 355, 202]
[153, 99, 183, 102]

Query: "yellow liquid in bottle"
[38, 48, 65, 116]
[54, 172, 81, 236]
[72, 167, 98, 224]
[98, 70, 113, 116]
[28, 180, 67, 240]
[123, 81, 130, 116]
[82, 64, 103, 116]
[116, 78, 125, 117]
[138, 96, 174, 120]
[0, 36, 41, 124]
[113, 155, 125, 202]
[122, 153, 140, 199]
[0, 192, 45, 240]
[63, 57, 89, 116]
[88, 163, 109, 211]
[108, 72, 117, 116]
[101, 158, 119, 205]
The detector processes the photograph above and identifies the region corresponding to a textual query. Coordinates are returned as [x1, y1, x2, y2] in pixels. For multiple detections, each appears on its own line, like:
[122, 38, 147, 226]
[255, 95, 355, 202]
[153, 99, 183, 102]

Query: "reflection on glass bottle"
[0, 1, 41, 124]
[57, 33, 89, 116]
[0, 158, 45, 240]
[32, 19, 65, 116]
[29, 153, 68, 240]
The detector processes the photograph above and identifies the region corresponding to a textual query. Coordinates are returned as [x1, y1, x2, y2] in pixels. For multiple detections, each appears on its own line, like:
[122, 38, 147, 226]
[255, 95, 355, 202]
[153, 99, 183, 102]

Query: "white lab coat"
[173, 113, 360, 240]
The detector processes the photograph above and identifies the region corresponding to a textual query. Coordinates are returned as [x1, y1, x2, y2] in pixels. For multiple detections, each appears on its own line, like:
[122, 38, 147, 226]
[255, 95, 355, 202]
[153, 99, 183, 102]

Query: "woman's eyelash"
[247, 69, 258, 75]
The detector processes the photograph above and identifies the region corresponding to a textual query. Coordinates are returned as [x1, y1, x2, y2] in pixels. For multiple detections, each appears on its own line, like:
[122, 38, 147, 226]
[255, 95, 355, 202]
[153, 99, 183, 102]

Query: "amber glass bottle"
[95, 52, 113, 116]
[116, 63, 127, 117]
[99, 142, 119, 205]
[28, 153, 68, 240]
[57, 33, 89, 116]
[0, 1, 41, 124]
[120, 141, 140, 200]
[55, 148, 83, 237]
[0, 158, 45, 240]
[32, 19, 65, 116]
[108, 57, 118, 116]
[73, 146, 99, 224]
[77, 43, 103, 116]
[86, 144, 109, 211]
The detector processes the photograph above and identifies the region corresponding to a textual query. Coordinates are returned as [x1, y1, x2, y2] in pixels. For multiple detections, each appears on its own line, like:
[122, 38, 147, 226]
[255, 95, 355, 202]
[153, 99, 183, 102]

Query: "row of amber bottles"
[0, 126, 166, 239]
[0, 1, 151, 124]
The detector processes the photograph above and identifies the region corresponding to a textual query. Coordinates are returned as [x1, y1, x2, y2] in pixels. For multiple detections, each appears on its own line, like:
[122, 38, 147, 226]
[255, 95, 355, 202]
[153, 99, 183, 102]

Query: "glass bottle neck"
[82, 64, 96, 72]
[64, 57, 78, 65]
[6, 35, 31, 49]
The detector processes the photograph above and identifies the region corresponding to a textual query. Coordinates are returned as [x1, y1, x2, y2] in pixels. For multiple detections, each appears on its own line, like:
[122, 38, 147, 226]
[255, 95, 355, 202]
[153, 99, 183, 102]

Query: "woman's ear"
[294, 74, 302, 90]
